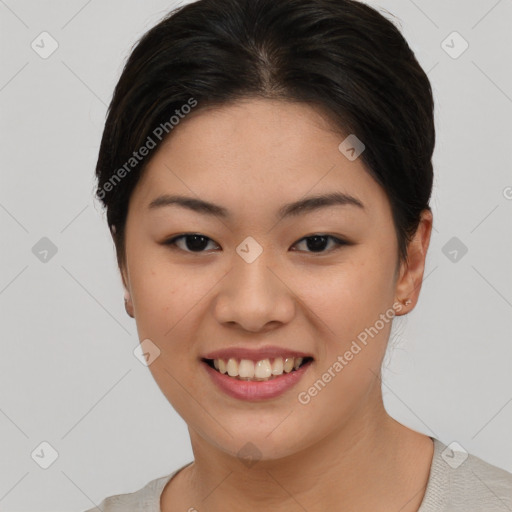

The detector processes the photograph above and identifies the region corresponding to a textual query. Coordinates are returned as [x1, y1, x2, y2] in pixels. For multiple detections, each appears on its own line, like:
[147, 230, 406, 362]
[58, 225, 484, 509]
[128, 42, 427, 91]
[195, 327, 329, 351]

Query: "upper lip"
[202, 346, 314, 362]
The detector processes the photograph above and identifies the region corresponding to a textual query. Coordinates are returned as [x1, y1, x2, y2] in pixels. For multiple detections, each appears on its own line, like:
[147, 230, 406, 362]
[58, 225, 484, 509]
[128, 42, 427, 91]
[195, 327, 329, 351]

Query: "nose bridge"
[213, 242, 295, 331]
[233, 234, 278, 291]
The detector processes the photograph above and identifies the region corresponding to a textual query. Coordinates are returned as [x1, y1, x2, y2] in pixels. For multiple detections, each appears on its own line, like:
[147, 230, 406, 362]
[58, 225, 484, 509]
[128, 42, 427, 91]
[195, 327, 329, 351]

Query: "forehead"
[130, 98, 391, 224]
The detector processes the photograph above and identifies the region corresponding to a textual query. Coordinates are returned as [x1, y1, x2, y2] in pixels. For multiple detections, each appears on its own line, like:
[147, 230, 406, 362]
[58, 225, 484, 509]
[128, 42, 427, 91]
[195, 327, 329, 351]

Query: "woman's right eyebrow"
[147, 191, 365, 220]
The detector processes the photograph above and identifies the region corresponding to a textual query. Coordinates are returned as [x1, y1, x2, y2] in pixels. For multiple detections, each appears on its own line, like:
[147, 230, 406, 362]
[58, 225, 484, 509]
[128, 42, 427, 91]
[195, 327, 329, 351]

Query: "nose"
[213, 252, 296, 333]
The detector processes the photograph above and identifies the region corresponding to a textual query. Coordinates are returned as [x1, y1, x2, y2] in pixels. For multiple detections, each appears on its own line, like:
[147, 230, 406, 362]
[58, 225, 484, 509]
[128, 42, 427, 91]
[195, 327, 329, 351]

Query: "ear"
[111, 224, 135, 318]
[119, 260, 135, 319]
[394, 209, 433, 316]
[124, 288, 134, 318]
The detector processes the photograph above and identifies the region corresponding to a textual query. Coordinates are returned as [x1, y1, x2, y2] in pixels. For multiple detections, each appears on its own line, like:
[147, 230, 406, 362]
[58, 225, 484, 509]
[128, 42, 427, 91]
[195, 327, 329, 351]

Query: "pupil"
[186, 235, 208, 251]
[307, 235, 328, 252]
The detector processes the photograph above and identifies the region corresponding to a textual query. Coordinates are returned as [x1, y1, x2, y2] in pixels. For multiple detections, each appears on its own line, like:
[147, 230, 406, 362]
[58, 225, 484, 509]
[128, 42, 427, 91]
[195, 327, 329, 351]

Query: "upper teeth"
[212, 357, 304, 380]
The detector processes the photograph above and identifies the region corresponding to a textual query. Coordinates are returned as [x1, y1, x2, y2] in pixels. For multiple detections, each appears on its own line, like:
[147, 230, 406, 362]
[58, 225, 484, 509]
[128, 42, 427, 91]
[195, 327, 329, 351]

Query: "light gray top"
[83, 438, 512, 511]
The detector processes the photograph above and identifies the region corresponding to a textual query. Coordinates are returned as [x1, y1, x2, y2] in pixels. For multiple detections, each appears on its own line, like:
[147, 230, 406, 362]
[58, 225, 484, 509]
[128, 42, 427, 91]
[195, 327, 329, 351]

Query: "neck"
[165, 394, 433, 512]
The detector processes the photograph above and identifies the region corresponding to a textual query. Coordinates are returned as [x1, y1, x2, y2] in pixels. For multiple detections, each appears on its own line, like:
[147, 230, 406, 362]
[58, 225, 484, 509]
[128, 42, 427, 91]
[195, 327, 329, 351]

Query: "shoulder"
[420, 438, 512, 512]
[81, 471, 177, 512]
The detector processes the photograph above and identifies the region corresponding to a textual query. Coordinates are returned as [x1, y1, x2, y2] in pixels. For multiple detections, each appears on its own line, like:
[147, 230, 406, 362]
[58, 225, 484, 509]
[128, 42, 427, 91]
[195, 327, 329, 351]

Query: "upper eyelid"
[166, 233, 348, 251]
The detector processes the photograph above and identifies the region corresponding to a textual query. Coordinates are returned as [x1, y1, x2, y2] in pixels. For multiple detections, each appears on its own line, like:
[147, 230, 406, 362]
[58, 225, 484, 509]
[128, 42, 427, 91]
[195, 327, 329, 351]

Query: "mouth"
[201, 356, 314, 382]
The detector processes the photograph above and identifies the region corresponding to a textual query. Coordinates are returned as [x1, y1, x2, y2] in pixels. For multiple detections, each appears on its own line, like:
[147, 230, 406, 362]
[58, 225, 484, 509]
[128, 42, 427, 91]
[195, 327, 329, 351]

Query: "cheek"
[296, 260, 395, 419]
[129, 263, 211, 408]
[298, 253, 395, 332]
[298, 249, 396, 389]
[132, 265, 208, 340]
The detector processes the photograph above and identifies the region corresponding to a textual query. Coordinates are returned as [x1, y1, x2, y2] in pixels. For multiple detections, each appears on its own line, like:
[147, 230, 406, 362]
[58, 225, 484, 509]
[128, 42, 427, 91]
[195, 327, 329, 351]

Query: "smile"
[203, 356, 313, 381]
[201, 356, 314, 401]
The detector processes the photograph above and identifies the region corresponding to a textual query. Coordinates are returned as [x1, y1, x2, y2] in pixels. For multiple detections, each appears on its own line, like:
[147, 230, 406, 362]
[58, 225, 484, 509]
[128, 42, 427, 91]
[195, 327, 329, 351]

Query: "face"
[120, 98, 411, 462]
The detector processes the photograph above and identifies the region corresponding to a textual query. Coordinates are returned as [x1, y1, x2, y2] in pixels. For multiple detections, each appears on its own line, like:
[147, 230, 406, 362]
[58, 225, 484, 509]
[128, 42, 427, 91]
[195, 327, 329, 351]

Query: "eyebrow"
[147, 191, 365, 220]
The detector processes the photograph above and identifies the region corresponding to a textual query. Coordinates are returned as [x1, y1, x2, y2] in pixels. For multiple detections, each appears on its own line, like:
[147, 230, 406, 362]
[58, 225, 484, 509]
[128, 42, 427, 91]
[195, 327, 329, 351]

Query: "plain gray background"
[1, 0, 511, 510]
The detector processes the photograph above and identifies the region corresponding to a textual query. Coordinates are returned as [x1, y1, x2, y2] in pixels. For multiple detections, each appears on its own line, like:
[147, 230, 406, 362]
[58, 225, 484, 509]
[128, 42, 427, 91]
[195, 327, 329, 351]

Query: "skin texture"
[120, 98, 434, 511]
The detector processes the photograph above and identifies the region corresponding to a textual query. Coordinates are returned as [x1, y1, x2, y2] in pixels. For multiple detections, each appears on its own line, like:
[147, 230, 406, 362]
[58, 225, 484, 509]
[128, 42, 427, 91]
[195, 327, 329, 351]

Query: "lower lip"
[202, 360, 313, 401]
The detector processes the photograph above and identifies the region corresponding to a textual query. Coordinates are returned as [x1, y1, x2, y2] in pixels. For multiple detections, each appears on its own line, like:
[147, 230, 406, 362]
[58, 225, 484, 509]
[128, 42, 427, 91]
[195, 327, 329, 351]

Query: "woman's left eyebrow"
[147, 191, 365, 220]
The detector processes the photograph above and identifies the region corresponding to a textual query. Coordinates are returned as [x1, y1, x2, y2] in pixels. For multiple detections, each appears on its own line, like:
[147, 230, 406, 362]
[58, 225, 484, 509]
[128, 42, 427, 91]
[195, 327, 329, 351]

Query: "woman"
[86, 0, 512, 510]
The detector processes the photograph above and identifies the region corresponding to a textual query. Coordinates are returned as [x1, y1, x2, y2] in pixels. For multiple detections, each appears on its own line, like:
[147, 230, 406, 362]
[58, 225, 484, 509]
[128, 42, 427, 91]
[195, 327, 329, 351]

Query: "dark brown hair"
[95, 0, 435, 271]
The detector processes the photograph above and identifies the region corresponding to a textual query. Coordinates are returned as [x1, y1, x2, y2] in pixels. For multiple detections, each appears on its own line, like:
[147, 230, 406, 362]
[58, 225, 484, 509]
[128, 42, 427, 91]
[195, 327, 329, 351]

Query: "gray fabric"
[84, 438, 512, 511]
[418, 438, 512, 511]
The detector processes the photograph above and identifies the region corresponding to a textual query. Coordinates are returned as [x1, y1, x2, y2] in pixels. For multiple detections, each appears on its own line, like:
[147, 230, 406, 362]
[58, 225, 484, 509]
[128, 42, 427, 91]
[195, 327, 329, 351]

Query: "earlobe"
[394, 209, 433, 315]
[112, 226, 134, 317]
[120, 264, 134, 318]
[124, 288, 134, 318]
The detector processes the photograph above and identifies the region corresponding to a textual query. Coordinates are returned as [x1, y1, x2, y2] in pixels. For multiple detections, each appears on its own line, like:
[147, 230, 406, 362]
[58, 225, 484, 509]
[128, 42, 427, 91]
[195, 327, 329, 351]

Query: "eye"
[163, 233, 348, 254]
[291, 234, 348, 253]
[163, 233, 220, 253]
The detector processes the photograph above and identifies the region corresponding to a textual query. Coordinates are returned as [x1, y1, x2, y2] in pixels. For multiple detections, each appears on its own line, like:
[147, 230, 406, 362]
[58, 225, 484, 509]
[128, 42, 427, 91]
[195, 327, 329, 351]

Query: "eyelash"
[163, 233, 349, 254]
